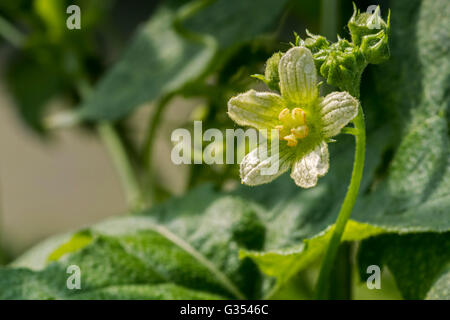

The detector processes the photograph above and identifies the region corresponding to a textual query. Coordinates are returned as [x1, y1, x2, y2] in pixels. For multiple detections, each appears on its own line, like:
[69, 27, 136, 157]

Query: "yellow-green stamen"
[276, 107, 309, 147]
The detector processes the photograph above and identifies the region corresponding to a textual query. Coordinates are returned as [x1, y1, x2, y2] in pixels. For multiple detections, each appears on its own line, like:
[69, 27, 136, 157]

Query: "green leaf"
[353, 0, 450, 232]
[72, 284, 225, 300]
[358, 233, 450, 300]
[0, 237, 225, 300]
[242, 220, 384, 283]
[79, 0, 289, 120]
[0, 186, 265, 300]
[47, 231, 93, 262]
[10, 233, 73, 271]
[426, 267, 450, 300]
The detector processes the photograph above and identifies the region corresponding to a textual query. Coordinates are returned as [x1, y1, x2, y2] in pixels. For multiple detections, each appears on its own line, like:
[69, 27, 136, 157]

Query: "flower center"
[275, 107, 309, 147]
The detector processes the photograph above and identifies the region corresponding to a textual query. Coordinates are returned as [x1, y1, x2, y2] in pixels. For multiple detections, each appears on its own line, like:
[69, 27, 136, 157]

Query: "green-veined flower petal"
[240, 141, 295, 186]
[228, 89, 285, 130]
[290, 142, 329, 188]
[279, 46, 318, 104]
[319, 91, 359, 138]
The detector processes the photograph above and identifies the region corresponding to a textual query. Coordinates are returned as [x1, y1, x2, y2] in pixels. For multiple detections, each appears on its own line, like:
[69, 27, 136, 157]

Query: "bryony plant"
[227, 4, 390, 299]
[228, 46, 359, 188]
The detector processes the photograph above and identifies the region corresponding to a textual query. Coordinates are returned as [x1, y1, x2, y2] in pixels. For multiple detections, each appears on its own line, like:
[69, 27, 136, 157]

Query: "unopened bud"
[348, 4, 390, 64]
[319, 38, 366, 92]
[264, 52, 282, 91]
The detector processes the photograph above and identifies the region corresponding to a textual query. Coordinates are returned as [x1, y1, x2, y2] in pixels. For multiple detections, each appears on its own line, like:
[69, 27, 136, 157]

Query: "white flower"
[228, 46, 359, 188]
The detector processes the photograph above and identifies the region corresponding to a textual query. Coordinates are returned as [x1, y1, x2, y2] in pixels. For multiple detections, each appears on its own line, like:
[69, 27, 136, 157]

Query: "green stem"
[97, 122, 144, 212]
[141, 94, 173, 169]
[328, 242, 353, 299]
[140, 94, 173, 204]
[78, 79, 144, 212]
[315, 103, 366, 299]
[138, 0, 217, 203]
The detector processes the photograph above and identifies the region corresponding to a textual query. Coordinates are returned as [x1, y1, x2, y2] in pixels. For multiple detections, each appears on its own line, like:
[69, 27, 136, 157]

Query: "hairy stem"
[315, 103, 366, 299]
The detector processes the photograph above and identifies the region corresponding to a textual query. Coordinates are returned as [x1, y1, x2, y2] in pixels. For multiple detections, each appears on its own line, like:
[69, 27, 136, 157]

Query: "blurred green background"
[0, 0, 387, 255]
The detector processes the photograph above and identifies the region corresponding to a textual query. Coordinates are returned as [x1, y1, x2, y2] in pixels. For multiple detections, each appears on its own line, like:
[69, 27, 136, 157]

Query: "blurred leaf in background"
[79, 0, 290, 120]
[1, 0, 113, 132]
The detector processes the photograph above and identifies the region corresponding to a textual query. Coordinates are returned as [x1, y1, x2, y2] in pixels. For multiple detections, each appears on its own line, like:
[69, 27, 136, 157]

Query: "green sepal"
[360, 27, 390, 65]
[303, 30, 330, 54]
[300, 30, 329, 71]
[348, 4, 389, 46]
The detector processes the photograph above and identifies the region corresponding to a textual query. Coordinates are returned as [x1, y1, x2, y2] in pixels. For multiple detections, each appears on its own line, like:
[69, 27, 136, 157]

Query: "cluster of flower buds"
[298, 5, 389, 94]
[253, 5, 389, 97]
[305, 34, 366, 94]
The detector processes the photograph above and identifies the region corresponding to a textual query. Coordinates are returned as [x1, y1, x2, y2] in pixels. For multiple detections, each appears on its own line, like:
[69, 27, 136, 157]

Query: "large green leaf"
[0, 187, 265, 299]
[358, 233, 450, 300]
[238, 0, 450, 298]
[79, 0, 289, 120]
[1, 236, 224, 300]
[353, 0, 450, 232]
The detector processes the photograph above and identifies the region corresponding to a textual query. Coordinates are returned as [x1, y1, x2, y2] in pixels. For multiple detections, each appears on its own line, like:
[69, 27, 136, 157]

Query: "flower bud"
[264, 51, 282, 91]
[348, 4, 390, 64]
[318, 38, 366, 93]
[302, 30, 330, 70]
[303, 30, 330, 54]
[359, 27, 390, 64]
[348, 5, 387, 44]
